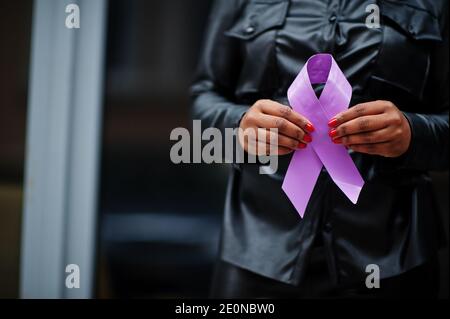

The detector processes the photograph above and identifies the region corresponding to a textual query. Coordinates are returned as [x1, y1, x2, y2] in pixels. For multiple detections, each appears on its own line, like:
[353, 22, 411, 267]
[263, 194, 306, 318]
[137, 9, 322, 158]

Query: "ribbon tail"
[312, 143, 364, 205]
[282, 147, 323, 217]
[319, 149, 364, 204]
[332, 179, 363, 204]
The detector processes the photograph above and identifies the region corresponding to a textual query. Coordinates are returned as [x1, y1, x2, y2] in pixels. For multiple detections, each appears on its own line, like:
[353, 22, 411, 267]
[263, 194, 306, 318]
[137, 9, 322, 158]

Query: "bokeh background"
[0, 0, 448, 298]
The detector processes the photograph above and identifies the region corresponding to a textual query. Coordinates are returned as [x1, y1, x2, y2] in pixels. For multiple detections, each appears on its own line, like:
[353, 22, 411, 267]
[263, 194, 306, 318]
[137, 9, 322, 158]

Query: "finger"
[256, 128, 302, 150]
[259, 100, 315, 133]
[277, 146, 295, 156]
[256, 113, 306, 141]
[247, 139, 291, 156]
[239, 128, 292, 155]
[246, 139, 272, 156]
[330, 114, 389, 138]
[328, 101, 387, 128]
[257, 127, 311, 147]
[339, 126, 393, 145]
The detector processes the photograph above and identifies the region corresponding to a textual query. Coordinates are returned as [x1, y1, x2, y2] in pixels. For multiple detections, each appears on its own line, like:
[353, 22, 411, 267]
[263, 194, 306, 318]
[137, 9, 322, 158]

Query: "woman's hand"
[239, 99, 315, 155]
[328, 100, 412, 157]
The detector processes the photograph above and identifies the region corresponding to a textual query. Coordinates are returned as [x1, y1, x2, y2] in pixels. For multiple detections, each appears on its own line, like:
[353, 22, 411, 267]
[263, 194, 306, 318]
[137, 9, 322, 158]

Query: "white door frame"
[20, 0, 108, 298]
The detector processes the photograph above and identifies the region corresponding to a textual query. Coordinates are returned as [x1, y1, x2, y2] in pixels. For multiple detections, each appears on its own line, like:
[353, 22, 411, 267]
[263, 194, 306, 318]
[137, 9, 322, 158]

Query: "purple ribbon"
[282, 53, 365, 218]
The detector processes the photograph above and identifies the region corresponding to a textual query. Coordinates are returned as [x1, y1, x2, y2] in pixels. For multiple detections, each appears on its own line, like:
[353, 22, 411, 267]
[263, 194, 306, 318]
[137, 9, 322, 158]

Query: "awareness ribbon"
[282, 53, 365, 217]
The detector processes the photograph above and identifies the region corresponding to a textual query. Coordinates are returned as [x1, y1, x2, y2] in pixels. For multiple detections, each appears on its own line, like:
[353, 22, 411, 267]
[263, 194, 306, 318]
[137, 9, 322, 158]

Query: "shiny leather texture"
[191, 0, 449, 286]
[210, 257, 439, 298]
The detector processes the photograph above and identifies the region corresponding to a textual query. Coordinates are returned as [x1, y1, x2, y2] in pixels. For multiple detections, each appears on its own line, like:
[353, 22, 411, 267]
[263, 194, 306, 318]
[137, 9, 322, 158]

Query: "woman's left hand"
[328, 100, 412, 158]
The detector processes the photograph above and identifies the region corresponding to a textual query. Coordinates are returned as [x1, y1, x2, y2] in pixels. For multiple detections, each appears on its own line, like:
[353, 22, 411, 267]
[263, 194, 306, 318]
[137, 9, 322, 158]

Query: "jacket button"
[408, 25, 416, 36]
[244, 25, 255, 35]
[329, 14, 337, 23]
[324, 223, 332, 232]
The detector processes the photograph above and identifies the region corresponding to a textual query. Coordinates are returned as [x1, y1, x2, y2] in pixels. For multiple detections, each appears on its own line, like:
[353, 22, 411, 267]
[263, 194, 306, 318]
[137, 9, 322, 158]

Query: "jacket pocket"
[224, 0, 289, 97]
[369, 0, 443, 106]
[225, 0, 289, 41]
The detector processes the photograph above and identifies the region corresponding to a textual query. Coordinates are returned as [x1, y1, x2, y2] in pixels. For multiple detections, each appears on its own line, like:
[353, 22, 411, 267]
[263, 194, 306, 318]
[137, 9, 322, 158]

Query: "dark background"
[96, 0, 225, 298]
[0, 0, 448, 298]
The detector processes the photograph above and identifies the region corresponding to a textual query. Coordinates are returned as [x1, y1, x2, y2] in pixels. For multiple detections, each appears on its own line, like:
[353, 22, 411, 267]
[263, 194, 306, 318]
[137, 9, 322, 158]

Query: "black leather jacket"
[191, 0, 449, 286]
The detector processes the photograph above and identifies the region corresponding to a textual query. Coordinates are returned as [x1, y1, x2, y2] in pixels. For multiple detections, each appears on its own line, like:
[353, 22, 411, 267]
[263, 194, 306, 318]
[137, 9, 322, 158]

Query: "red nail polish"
[304, 135, 312, 143]
[333, 138, 342, 144]
[298, 142, 307, 149]
[328, 118, 338, 128]
[305, 123, 315, 133]
[329, 129, 338, 138]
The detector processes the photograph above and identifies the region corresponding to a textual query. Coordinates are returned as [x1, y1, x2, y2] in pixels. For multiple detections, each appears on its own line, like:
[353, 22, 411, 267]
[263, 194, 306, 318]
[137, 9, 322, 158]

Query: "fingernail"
[298, 142, 307, 149]
[305, 123, 315, 132]
[328, 118, 338, 128]
[328, 129, 338, 138]
[304, 135, 312, 143]
[333, 138, 342, 144]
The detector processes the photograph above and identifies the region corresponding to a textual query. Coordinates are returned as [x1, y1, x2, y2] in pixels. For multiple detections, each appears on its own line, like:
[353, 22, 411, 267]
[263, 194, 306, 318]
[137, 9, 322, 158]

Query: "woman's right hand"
[238, 99, 315, 156]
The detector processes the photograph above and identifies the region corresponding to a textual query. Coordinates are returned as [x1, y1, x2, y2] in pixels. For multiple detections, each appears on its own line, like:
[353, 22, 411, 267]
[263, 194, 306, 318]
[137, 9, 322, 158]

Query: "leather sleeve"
[190, 0, 249, 154]
[402, 5, 449, 171]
